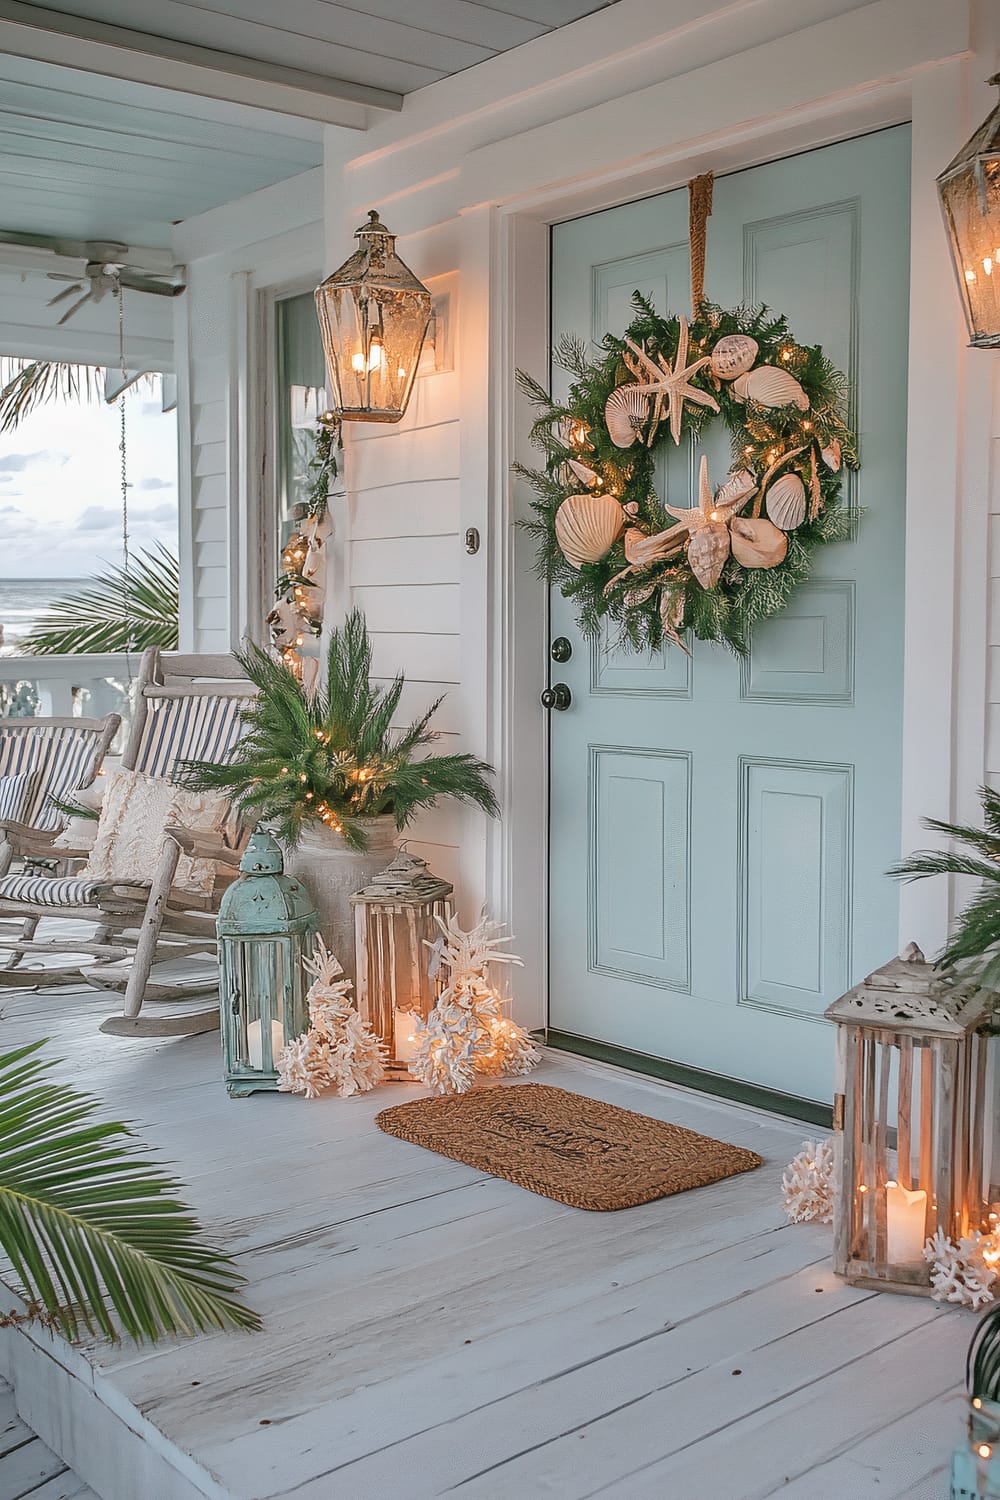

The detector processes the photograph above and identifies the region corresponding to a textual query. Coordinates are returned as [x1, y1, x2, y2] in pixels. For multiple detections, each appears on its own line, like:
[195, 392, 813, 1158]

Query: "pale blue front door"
[548, 128, 911, 1106]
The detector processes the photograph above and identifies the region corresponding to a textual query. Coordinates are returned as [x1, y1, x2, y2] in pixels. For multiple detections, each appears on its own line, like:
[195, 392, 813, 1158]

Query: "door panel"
[548, 128, 910, 1105]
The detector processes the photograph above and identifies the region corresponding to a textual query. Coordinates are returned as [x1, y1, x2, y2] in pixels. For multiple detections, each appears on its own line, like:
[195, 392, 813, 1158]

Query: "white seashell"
[765, 473, 807, 531]
[567, 458, 601, 488]
[741, 365, 810, 411]
[710, 334, 758, 380]
[555, 492, 624, 568]
[687, 522, 730, 589]
[821, 438, 842, 472]
[714, 468, 757, 510]
[604, 384, 650, 448]
[729, 516, 788, 570]
[730, 372, 750, 402]
[266, 601, 300, 645]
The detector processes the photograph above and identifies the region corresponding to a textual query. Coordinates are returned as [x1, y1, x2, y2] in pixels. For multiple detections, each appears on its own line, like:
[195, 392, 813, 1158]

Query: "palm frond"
[20, 545, 179, 655]
[0, 1041, 259, 1342]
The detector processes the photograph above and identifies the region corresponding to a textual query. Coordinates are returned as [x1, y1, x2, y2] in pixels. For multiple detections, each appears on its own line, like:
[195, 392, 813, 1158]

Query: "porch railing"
[0, 652, 140, 751]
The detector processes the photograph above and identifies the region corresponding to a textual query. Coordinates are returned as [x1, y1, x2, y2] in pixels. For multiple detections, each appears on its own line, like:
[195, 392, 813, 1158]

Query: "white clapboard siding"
[349, 479, 460, 540]
[351, 536, 460, 588]
[354, 583, 460, 635]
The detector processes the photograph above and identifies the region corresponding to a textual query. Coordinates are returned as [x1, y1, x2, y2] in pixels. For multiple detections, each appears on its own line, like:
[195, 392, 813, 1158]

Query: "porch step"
[0, 1378, 100, 1500]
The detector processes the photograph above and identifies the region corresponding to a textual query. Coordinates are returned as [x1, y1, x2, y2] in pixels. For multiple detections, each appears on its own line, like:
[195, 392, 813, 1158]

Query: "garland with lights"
[516, 295, 858, 654]
[267, 419, 341, 681]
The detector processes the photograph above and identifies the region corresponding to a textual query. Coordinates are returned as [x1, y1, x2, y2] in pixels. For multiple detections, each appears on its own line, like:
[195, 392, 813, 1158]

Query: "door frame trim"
[474, 27, 984, 1047]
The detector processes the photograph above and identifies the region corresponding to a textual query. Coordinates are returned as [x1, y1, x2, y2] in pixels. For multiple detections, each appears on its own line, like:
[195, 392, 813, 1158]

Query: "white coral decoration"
[924, 1227, 999, 1310]
[782, 1138, 835, 1224]
[277, 937, 386, 1099]
[407, 912, 538, 1095]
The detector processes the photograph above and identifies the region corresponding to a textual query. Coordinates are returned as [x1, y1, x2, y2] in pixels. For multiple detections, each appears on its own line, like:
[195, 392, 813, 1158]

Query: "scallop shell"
[687, 521, 730, 589]
[821, 438, 842, 472]
[729, 516, 788, 570]
[740, 365, 810, 411]
[555, 492, 625, 568]
[567, 458, 601, 488]
[730, 372, 750, 402]
[714, 468, 757, 510]
[710, 334, 758, 380]
[604, 384, 650, 448]
[765, 473, 807, 531]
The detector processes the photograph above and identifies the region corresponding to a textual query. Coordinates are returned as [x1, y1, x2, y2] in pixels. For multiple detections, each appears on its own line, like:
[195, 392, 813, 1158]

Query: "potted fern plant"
[179, 609, 499, 978]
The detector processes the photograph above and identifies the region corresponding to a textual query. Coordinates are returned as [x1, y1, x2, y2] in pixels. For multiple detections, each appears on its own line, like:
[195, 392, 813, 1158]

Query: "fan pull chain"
[115, 276, 134, 676]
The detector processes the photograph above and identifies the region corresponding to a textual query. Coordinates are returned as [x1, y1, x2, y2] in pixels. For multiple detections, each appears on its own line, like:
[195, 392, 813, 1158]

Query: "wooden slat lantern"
[826, 944, 994, 1295]
[351, 848, 453, 1077]
[217, 828, 318, 1098]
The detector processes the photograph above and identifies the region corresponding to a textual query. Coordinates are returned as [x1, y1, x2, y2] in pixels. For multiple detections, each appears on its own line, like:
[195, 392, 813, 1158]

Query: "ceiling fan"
[0, 231, 186, 325]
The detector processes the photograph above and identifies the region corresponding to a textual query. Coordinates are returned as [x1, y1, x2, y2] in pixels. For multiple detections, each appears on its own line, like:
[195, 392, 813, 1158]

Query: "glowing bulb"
[985, 257, 994, 276]
[975, 1398, 984, 1409]
[781, 347, 792, 361]
[744, 446, 753, 456]
[979, 1444, 992, 1460]
[802, 421, 812, 431]
[397, 365, 407, 379]
[299, 773, 308, 783]
[709, 510, 719, 521]
[966, 268, 977, 283]
[858, 1184, 868, 1194]
[351, 352, 366, 373]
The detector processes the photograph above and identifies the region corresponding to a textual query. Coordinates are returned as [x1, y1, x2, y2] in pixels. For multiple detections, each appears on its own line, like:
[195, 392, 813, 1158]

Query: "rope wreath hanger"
[516, 174, 858, 656]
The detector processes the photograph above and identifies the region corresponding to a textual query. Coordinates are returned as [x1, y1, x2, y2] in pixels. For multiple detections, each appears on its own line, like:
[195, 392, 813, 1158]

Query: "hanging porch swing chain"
[115, 276, 134, 674]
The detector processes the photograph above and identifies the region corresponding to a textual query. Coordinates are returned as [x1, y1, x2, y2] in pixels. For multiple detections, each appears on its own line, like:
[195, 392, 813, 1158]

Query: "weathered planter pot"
[285, 815, 398, 989]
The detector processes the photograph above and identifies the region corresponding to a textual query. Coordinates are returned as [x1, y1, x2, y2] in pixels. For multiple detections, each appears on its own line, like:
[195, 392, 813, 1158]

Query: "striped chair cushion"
[0, 770, 38, 823]
[0, 873, 102, 907]
[0, 725, 103, 831]
[137, 695, 249, 778]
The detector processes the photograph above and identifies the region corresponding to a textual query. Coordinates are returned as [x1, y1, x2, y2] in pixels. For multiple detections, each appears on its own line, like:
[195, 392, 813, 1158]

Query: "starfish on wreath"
[623, 318, 720, 445]
[664, 454, 751, 531]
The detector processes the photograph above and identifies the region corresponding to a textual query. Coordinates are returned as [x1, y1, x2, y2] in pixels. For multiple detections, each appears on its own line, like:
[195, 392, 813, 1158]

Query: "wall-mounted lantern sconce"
[314, 210, 432, 423]
[938, 75, 1000, 349]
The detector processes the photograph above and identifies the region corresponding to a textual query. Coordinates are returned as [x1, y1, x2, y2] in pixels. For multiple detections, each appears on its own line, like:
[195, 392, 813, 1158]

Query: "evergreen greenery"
[178, 609, 499, 850]
[21, 545, 179, 655]
[0, 1040, 259, 1342]
[890, 785, 1000, 989]
[516, 294, 858, 654]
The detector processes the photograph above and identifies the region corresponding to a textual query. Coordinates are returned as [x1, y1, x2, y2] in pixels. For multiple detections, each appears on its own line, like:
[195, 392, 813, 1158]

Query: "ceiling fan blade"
[55, 289, 95, 326]
[117, 270, 186, 298]
[47, 282, 84, 306]
[46, 271, 83, 284]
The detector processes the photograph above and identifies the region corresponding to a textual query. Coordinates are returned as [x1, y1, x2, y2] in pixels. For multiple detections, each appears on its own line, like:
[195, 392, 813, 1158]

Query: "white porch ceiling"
[0, 0, 615, 249]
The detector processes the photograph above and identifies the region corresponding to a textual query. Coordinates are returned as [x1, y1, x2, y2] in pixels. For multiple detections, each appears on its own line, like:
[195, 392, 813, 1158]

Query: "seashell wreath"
[515, 294, 858, 654]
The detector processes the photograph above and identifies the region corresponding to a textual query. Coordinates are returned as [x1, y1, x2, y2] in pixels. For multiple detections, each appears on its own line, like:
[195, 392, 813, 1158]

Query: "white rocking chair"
[0, 650, 254, 1038]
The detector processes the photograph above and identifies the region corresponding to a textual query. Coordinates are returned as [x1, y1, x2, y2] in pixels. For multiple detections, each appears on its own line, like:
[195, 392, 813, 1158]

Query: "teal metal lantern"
[217, 828, 318, 1097]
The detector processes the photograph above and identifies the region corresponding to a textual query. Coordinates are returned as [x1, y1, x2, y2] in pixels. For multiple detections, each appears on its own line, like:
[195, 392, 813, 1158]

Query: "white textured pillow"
[83, 770, 229, 897]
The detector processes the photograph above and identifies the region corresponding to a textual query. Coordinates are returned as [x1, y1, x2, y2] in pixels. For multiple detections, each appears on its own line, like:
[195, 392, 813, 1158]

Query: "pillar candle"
[394, 1008, 421, 1062]
[886, 1180, 928, 1264]
[247, 1018, 285, 1071]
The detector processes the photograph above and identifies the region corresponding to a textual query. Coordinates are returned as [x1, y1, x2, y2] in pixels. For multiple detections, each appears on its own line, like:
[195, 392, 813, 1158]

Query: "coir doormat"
[375, 1083, 763, 1210]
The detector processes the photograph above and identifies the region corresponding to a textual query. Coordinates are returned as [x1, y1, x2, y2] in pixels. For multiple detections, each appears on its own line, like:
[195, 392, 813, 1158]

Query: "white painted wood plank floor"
[0, 981, 974, 1500]
[0, 1377, 98, 1500]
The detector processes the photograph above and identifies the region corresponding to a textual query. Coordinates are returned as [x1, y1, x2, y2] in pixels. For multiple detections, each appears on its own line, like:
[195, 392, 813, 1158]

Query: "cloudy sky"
[0, 381, 177, 578]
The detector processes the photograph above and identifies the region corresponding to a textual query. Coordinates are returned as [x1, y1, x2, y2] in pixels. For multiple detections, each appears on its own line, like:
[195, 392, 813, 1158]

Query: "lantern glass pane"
[316, 283, 429, 423]
[941, 154, 1000, 346]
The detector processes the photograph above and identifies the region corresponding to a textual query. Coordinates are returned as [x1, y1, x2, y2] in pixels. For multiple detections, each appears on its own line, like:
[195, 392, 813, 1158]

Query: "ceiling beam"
[0, 1, 402, 129]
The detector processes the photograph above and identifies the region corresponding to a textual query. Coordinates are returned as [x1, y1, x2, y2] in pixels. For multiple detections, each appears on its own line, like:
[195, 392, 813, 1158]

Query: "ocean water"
[0, 578, 93, 650]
